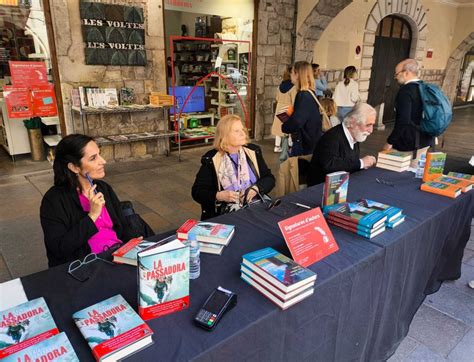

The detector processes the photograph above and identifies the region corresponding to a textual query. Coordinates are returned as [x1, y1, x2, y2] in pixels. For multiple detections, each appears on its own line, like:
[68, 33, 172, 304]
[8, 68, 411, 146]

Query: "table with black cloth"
[20, 168, 473, 361]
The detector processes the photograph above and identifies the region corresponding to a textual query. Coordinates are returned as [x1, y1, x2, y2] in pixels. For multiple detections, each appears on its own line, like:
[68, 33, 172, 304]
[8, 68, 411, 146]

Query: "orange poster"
[31, 84, 58, 117]
[3, 86, 33, 119]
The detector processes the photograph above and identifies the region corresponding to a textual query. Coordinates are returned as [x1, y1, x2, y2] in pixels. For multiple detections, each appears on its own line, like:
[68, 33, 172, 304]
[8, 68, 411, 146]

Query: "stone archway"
[442, 32, 474, 105]
[360, 0, 428, 129]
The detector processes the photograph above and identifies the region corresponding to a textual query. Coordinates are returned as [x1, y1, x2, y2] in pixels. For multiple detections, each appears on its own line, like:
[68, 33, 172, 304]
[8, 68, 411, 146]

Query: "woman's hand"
[216, 190, 240, 203]
[87, 185, 105, 222]
[245, 187, 258, 203]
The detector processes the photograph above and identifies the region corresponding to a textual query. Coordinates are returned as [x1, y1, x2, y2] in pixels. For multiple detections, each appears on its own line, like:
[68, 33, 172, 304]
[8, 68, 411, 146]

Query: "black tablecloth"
[21, 168, 473, 361]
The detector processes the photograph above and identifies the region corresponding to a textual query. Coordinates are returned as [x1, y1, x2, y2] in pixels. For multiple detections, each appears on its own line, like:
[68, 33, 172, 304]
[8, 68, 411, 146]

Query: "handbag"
[308, 91, 332, 132]
[215, 187, 271, 215]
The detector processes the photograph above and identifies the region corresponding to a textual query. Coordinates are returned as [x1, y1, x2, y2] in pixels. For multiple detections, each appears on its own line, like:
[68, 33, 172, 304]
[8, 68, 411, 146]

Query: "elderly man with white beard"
[307, 103, 377, 186]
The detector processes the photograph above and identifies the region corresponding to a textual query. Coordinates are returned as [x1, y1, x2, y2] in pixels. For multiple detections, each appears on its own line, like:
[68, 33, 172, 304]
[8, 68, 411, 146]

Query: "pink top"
[78, 193, 122, 254]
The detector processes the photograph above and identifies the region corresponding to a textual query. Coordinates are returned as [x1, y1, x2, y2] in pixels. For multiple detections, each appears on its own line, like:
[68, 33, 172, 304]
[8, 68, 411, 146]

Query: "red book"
[278, 208, 338, 267]
[176, 219, 198, 239]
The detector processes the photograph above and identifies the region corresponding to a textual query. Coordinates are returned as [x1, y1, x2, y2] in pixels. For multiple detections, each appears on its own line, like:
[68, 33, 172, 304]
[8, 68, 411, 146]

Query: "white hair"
[343, 103, 377, 127]
[402, 58, 419, 74]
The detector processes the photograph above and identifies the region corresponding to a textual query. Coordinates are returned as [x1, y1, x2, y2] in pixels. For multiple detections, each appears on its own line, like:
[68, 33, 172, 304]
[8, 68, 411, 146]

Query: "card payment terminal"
[194, 286, 237, 330]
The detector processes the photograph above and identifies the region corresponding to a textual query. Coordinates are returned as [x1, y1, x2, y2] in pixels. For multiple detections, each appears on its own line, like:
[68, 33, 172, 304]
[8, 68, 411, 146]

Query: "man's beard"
[354, 129, 370, 143]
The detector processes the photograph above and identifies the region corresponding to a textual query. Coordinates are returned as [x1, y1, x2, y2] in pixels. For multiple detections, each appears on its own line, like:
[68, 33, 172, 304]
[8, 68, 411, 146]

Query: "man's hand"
[361, 155, 377, 169]
[383, 143, 393, 151]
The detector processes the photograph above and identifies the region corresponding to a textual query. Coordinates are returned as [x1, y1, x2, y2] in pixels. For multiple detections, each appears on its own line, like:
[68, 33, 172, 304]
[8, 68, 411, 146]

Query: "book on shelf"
[241, 247, 317, 294]
[378, 150, 412, 163]
[103, 88, 119, 107]
[0, 297, 59, 359]
[433, 175, 472, 193]
[72, 294, 153, 362]
[71, 88, 81, 108]
[322, 171, 349, 208]
[422, 152, 447, 182]
[420, 181, 462, 198]
[386, 214, 406, 229]
[446, 172, 474, 182]
[355, 199, 402, 223]
[1, 332, 79, 362]
[112, 236, 175, 266]
[78, 86, 87, 108]
[327, 216, 386, 239]
[107, 135, 128, 142]
[324, 202, 387, 230]
[137, 238, 189, 320]
[240, 271, 314, 310]
[120, 87, 135, 106]
[275, 105, 294, 123]
[176, 219, 235, 246]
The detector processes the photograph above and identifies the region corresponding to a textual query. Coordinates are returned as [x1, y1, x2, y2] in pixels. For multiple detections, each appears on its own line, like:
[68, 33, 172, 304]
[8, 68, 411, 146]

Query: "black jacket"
[191, 144, 275, 220]
[282, 90, 323, 156]
[387, 82, 433, 151]
[40, 180, 137, 267]
[308, 125, 361, 186]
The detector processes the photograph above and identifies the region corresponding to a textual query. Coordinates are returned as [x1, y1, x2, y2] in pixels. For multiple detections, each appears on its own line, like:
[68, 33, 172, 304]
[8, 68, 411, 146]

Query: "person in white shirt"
[333, 66, 360, 121]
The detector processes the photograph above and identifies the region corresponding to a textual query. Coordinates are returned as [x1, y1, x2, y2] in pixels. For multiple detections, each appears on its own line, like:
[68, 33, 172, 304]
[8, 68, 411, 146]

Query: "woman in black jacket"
[192, 115, 275, 220]
[282, 61, 323, 156]
[40, 134, 139, 267]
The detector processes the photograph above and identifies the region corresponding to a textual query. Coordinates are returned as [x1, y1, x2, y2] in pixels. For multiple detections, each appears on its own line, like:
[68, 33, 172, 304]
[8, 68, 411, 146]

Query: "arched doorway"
[367, 15, 412, 124]
[454, 47, 474, 106]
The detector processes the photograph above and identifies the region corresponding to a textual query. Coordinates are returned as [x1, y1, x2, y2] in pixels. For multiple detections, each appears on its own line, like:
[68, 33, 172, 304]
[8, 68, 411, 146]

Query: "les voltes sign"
[80, 2, 146, 66]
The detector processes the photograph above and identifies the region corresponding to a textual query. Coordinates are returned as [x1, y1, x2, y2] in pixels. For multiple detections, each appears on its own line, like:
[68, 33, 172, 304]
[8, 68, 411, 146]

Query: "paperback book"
[420, 181, 462, 199]
[241, 247, 317, 293]
[433, 176, 473, 193]
[377, 150, 412, 162]
[2, 332, 79, 362]
[423, 152, 447, 182]
[355, 199, 402, 223]
[72, 294, 153, 362]
[275, 105, 294, 123]
[446, 172, 474, 182]
[325, 202, 387, 229]
[322, 171, 349, 207]
[0, 297, 59, 359]
[327, 216, 386, 239]
[112, 236, 175, 266]
[137, 238, 189, 320]
[386, 214, 406, 229]
[177, 219, 235, 246]
[199, 242, 225, 255]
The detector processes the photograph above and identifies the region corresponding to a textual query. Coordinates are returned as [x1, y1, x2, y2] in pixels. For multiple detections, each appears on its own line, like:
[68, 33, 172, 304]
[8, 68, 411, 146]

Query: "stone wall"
[255, 0, 296, 139]
[50, 0, 168, 159]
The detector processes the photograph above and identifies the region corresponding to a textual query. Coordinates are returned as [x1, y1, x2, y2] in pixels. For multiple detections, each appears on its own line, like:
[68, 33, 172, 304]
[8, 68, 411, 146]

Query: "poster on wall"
[3, 86, 33, 119]
[30, 84, 58, 117]
[8, 61, 48, 87]
[80, 2, 146, 66]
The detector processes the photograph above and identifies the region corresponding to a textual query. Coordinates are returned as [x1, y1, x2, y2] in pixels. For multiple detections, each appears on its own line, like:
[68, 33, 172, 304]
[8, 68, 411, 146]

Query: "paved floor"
[0, 107, 472, 360]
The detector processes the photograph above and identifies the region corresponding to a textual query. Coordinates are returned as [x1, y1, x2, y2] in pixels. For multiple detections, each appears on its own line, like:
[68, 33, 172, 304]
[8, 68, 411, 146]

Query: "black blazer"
[387, 82, 433, 151]
[308, 124, 361, 186]
[281, 90, 323, 156]
[191, 144, 275, 220]
[40, 180, 137, 267]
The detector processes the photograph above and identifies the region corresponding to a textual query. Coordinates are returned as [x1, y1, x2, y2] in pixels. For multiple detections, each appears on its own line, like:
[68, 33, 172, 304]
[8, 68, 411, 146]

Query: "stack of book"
[177, 219, 235, 255]
[0, 298, 79, 361]
[420, 173, 472, 199]
[355, 199, 405, 229]
[324, 202, 387, 239]
[376, 150, 412, 172]
[240, 247, 317, 310]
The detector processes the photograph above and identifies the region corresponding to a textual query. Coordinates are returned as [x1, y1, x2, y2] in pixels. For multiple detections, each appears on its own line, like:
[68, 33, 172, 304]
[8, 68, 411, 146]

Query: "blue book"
[0, 297, 58, 359]
[356, 199, 402, 223]
[1, 332, 79, 362]
[242, 247, 317, 293]
[73, 294, 153, 361]
[326, 202, 387, 229]
[386, 214, 406, 229]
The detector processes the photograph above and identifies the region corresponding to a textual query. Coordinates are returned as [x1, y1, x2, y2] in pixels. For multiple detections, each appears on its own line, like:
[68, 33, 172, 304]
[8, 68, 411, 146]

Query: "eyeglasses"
[266, 198, 282, 211]
[68, 253, 115, 282]
[375, 178, 395, 187]
[394, 70, 403, 78]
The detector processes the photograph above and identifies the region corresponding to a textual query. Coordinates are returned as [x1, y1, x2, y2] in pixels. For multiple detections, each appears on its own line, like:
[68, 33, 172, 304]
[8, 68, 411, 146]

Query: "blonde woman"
[334, 65, 360, 121]
[192, 115, 275, 220]
[271, 66, 297, 153]
[319, 98, 341, 128]
[281, 61, 322, 156]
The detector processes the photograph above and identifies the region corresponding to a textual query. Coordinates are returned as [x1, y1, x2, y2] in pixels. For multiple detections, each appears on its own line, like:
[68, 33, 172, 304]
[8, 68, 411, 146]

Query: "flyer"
[8, 61, 48, 87]
[3, 86, 33, 119]
[30, 84, 58, 117]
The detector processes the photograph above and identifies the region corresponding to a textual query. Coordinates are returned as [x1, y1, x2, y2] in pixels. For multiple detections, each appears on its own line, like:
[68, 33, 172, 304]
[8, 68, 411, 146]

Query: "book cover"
[356, 199, 402, 223]
[0, 297, 59, 359]
[137, 239, 189, 321]
[240, 265, 315, 301]
[446, 172, 474, 182]
[120, 87, 135, 106]
[242, 247, 316, 293]
[433, 176, 473, 193]
[326, 203, 387, 229]
[423, 152, 447, 182]
[240, 272, 314, 310]
[276, 105, 294, 123]
[420, 181, 462, 199]
[378, 150, 412, 162]
[104, 88, 119, 107]
[177, 219, 235, 246]
[326, 214, 384, 233]
[327, 218, 386, 239]
[113, 236, 175, 266]
[322, 171, 349, 207]
[72, 294, 153, 362]
[386, 214, 406, 229]
[70, 89, 81, 108]
[2, 332, 79, 362]
[278, 208, 338, 267]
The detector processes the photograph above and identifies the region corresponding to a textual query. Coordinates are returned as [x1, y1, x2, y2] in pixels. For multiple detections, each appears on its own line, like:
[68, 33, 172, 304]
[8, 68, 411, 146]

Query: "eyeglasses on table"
[68, 253, 115, 282]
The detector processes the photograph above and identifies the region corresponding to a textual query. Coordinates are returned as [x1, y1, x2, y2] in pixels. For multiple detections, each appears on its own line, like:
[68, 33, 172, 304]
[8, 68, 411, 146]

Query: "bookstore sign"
[80, 2, 146, 66]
